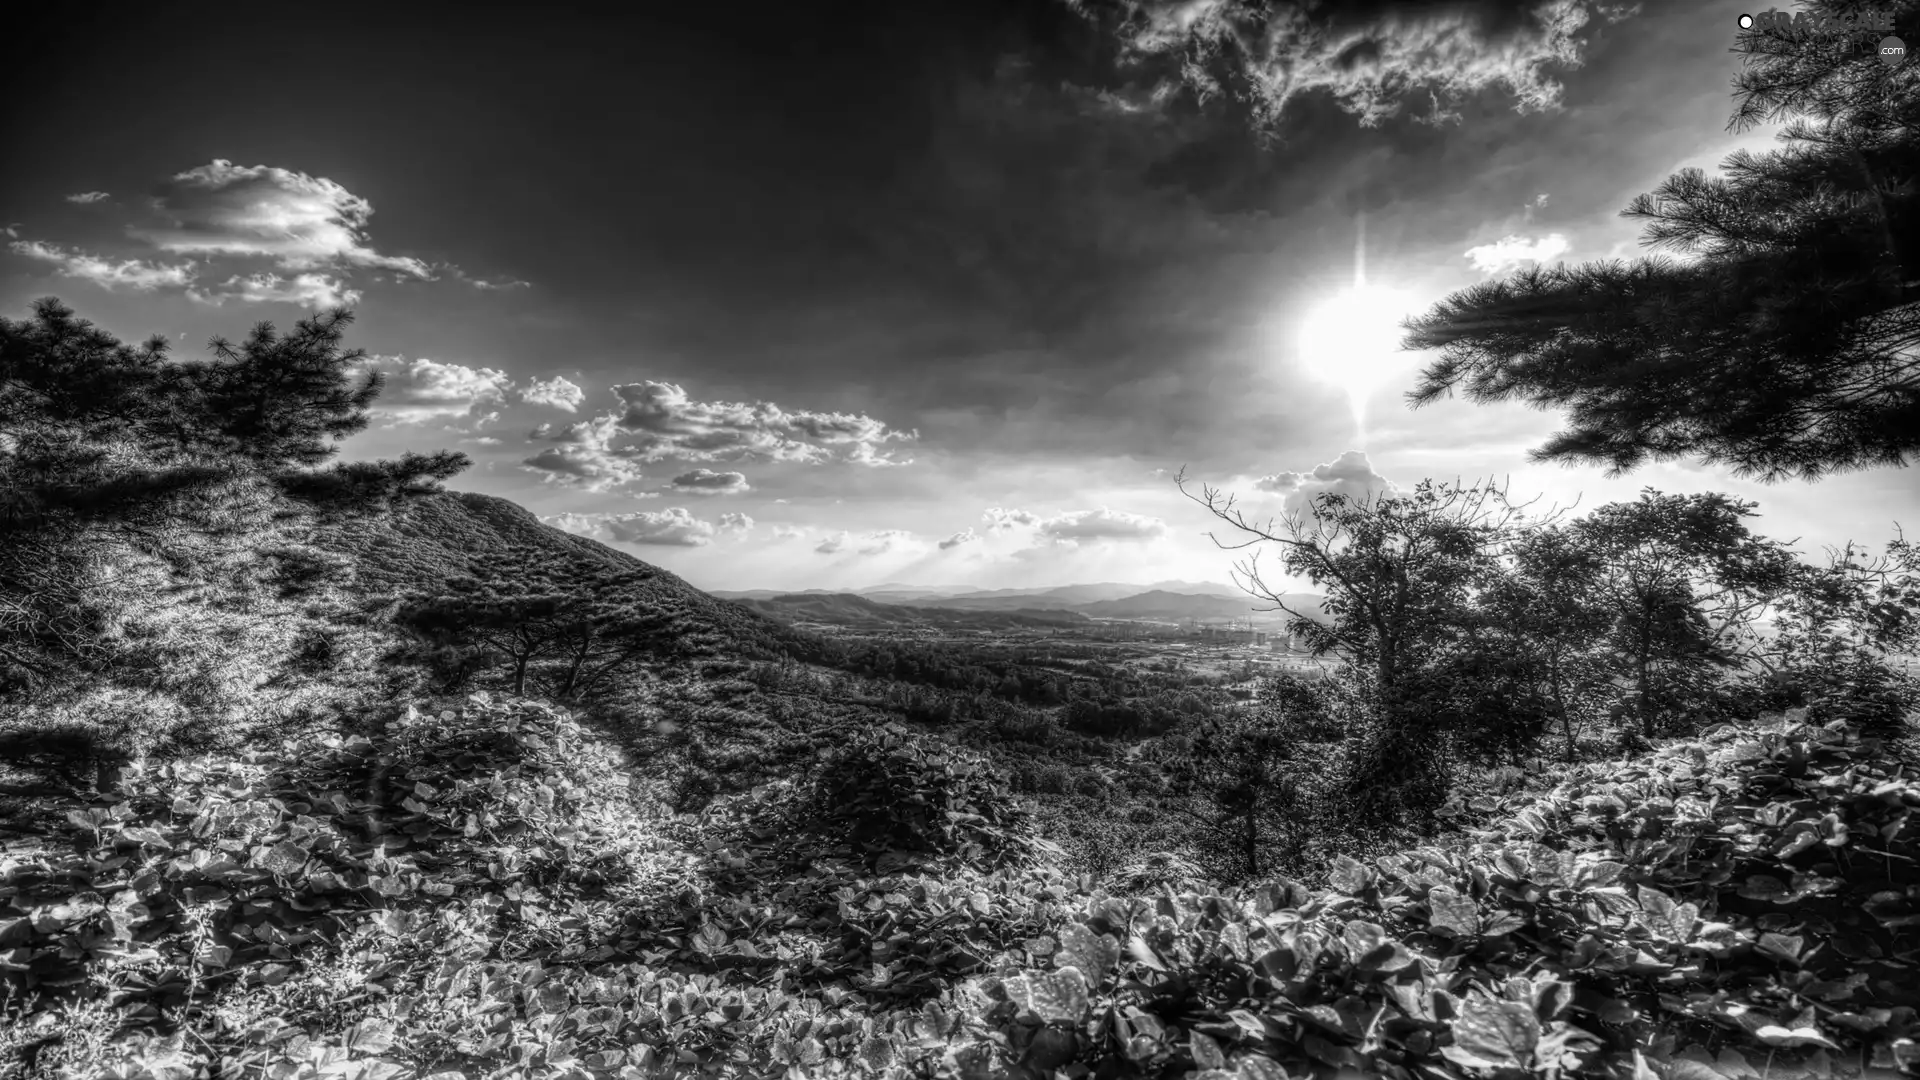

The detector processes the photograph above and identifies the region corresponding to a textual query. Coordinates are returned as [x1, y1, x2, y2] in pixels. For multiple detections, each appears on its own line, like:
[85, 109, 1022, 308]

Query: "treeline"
[1173, 474, 1918, 845]
[0, 300, 468, 724]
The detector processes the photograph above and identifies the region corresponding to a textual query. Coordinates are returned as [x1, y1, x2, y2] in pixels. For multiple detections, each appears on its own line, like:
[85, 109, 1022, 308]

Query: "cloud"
[190, 271, 361, 307]
[815, 529, 915, 556]
[542, 507, 720, 547]
[979, 505, 1167, 547]
[771, 525, 806, 541]
[1253, 449, 1397, 515]
[7, 240, 196, 292]
[520, 376, 585, 412]
[598, 380, 915, 465]
[1037, 507, 1167, 542]
[858, 530, 915, 555]
[669, 468, 752, 496]
[1096, 0, 1634, 130]
[9, 238, 369, 308]
[984, 507, 1042, 532]
[520, 414, 649, 491]
[939, 527, 980, 550]
[1464, 232, 1571, 273]
[367, 356, 513, 424]
[452, 268, 532, 291]
[65, 191, 110, 204]
[133, 160, 433, 278]
[718, 512, 754, 534]
[2, 225, 17, 239]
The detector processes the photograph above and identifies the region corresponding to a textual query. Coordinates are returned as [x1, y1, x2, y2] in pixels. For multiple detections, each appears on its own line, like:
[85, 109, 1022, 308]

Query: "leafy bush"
[799, 730, 1037, 872]
[943, 710, 1920, 1078]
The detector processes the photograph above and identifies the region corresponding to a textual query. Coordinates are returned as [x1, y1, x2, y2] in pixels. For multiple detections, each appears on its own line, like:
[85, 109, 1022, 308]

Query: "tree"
[1402, 0, 1919, 482]
[1473, 525, 1615, 761]
[0, 298, 467, 688]
[1572, 490, 1800, 739]
[1752, 530, 1920, 730]
[1166, 674, 1326, 880]
[394, 545, 669, 699]
[1177, 472, 1551, 827]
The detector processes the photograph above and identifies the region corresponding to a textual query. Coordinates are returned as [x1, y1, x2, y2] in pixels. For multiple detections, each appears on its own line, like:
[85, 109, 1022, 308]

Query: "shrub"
[799, 729, 1035, 870]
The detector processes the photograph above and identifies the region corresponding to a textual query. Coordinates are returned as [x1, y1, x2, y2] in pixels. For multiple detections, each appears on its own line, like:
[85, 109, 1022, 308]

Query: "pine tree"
[1403, 1, 1919, 481]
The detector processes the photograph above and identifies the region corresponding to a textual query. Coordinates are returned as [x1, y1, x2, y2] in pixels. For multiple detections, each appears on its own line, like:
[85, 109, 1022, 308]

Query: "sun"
[1295, 283, 1417, 401]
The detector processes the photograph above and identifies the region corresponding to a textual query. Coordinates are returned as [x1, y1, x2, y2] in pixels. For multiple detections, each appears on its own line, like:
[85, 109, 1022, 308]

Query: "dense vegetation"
[3, 289, 1917, 1080]
[5, 4, 1920, 1073]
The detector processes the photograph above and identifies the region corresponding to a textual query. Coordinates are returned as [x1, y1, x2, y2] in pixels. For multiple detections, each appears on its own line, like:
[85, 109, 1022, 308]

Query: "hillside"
[309, 489, 809, 659]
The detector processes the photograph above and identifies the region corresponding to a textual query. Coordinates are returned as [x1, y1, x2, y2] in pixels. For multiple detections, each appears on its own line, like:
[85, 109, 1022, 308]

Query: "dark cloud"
[1078, 0, 1638, 130]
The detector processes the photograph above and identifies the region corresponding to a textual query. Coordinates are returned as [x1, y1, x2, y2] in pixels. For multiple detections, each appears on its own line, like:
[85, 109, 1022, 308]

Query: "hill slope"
[309, 490, 814, 660]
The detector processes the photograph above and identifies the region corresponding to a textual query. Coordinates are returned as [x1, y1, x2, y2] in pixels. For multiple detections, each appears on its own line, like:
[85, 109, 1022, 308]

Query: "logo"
[1737, 8, 1903, 62]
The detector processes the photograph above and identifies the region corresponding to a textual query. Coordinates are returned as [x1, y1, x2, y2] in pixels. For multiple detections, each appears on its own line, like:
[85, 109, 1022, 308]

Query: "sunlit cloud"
[1464, 232, 1571, 274]
[7, 240, 195, 292]
[520, 376, 585, 412]
[134, 159, 434, 278]
[669, 468, 752, 496]
[540, 506, 720, 547]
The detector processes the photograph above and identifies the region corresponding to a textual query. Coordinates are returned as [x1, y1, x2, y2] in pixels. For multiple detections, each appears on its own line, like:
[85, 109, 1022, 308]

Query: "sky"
[5, 0, 1914, 594]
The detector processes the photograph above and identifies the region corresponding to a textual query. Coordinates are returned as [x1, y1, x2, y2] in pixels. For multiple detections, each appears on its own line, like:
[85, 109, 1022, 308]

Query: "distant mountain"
[709, 579, 1313, 622]
[1078, 590, 1328, 623]
[734, 593, 1091, 632]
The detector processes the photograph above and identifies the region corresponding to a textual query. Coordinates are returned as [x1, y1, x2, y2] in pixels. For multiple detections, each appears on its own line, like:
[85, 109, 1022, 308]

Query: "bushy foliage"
[797, 731, 1038, 872]
[947, 710, 1920, 1078]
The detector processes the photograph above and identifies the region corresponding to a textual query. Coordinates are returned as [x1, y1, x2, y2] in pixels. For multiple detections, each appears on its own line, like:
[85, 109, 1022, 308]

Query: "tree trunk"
[1243, 791, 1260, 879]
[558, 627, 592, 699]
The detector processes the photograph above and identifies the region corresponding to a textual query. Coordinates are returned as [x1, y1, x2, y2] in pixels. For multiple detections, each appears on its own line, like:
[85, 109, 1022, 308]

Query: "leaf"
[1329, 855, 1373, 895]
[1004, 967, 1090, 1023]
[256, 841, 309, 876]
[1428, 886, 1479, 936]
[1442, 997, 1541, 1071]
[1757, 932, 1805, 964]
[1191, 1030, 1227, 1069]
[345, 1020, 396, 1055]
[1756, 1025, 1839, 1049]
[1056, 923, 1120, 982]
[1235, 1058, 1292, 1080]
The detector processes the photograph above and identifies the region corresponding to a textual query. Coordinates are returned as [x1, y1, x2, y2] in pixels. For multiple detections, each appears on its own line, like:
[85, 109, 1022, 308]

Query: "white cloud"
[3, 224, 19, 239]
[520, 376, 585, 412]
[939, 527, 979, 550]
[858, 530, 914, 555]
[65, 191, 110, 204]
[845, 439, 914, 467]
[190, 271, 361, 307]
[8, 240, 196, 292]
[542, 507, 719, 547]
[520, 415, 650, 490]
[367, 356, 513, 424]
[814, 529, 916, 556]
[669, 468, 752, 495]
[984, 507, 1041, 532]
[1253, 450, 1398, 516]
[134, 159, 433, 278]
[1037, 507, 1167, 542]
[1464, 232, 1571, 274]
[597, 380, 915, 465]
[771, 524, 805, 541]
[718, 512, 754, 535]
